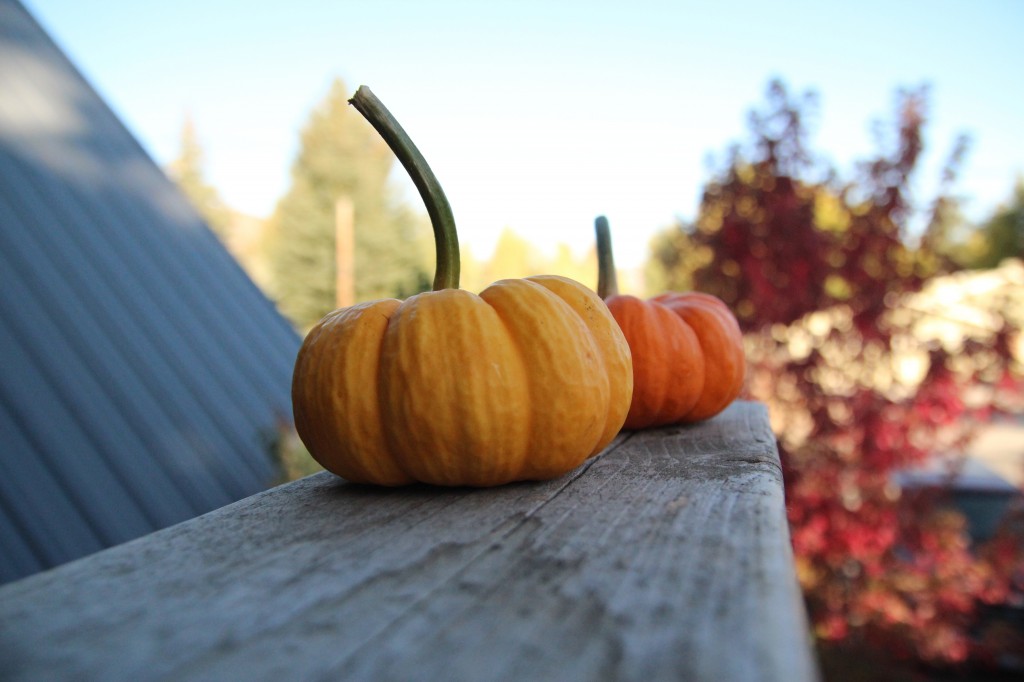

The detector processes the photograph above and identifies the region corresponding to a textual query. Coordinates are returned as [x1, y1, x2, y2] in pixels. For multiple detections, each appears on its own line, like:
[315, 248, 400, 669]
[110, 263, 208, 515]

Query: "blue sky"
[22, 0, 1024, 269]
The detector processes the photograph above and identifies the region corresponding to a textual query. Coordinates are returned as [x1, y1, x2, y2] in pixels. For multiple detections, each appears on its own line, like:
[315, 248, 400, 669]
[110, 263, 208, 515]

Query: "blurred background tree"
[264, 78, 430, 330]
[472, 227, 597, 290]
[649, 81, 962, 334]
[167, 116, 232, 238]
[484, 227, 542, 283]
[650, 79, 1023, 677]
[962, 180, 1024, 270]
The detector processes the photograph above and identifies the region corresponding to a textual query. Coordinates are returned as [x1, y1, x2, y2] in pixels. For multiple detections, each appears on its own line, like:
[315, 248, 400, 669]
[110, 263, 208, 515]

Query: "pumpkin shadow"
[321, 476, 517, 500]
[318, 472, 565, 506]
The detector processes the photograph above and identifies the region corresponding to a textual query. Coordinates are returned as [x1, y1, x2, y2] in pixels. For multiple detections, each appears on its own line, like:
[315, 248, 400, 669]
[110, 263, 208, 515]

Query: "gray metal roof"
[0, 0, 301, 583]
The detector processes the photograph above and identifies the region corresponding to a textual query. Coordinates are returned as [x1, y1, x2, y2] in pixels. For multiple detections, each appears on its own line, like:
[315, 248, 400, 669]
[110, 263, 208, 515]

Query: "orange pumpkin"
[291, 88, 633, 487]
[595, 216, 745, 429]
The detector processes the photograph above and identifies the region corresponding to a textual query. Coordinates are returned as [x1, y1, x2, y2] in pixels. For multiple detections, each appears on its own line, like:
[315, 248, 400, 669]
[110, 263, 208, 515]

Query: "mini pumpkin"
[291, 88, 633, 487]
[595, 216, 744, 429]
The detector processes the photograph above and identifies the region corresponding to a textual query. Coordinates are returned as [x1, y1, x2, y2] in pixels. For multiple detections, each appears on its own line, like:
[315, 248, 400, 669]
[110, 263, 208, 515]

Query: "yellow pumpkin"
[291, 87, 632, 487]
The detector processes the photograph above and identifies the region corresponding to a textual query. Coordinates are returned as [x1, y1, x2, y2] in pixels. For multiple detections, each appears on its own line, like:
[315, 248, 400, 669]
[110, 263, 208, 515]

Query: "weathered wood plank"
[0, 401, 818, 681]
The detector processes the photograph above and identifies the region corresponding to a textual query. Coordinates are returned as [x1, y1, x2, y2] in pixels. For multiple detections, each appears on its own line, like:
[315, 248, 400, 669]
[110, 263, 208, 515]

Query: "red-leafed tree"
[650, 80, 1024, 676]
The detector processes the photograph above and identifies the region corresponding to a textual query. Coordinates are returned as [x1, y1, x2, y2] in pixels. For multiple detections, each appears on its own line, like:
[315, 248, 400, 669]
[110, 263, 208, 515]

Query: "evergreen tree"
[167, 116, 231, 237]
[266, 79, 429, 329]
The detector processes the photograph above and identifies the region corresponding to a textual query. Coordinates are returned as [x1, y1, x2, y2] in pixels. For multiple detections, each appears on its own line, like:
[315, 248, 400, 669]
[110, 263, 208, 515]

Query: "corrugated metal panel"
[0, 501, 43, 584]
[0, 0, 302, 583]
[0, 394, 107, 567]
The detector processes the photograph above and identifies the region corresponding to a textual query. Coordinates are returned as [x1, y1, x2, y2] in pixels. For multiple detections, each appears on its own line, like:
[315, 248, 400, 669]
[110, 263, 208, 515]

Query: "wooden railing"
[0, 401, 819, 681]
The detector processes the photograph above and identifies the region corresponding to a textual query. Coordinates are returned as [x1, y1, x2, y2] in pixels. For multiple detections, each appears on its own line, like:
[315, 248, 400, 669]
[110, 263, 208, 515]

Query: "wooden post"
[335, 197, 355, 308]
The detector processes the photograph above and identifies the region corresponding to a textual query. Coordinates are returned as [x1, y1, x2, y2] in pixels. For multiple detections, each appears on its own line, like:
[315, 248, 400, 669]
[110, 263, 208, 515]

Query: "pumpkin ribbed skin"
[653, 292, 745, 422]
[292, 275, 632, 487]
[606, 291, 744, 430]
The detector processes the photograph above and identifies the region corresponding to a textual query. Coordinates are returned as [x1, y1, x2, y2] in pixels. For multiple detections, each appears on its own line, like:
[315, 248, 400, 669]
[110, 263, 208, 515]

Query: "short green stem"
[349, 86, 460, 291]
[595, 215, 619, 298]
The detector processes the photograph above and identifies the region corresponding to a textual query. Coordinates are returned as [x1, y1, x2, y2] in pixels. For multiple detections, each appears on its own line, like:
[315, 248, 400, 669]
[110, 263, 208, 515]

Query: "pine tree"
[167, 116, 231, 238]
[266, 79, 429, 329]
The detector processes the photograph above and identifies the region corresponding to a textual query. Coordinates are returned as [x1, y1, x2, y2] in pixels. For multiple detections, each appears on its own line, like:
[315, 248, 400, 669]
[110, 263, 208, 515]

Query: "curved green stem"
[595, 215, 619, 298]
[349, 86, 459, 291]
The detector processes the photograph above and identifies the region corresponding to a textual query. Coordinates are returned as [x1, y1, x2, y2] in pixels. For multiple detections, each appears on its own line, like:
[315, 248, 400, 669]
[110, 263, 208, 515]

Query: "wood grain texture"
[0, 401, 819, 681]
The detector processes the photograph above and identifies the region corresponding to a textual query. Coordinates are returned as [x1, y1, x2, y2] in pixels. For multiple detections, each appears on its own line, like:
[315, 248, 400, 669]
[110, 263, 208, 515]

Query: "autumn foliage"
[652, 80, 1024, 674]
